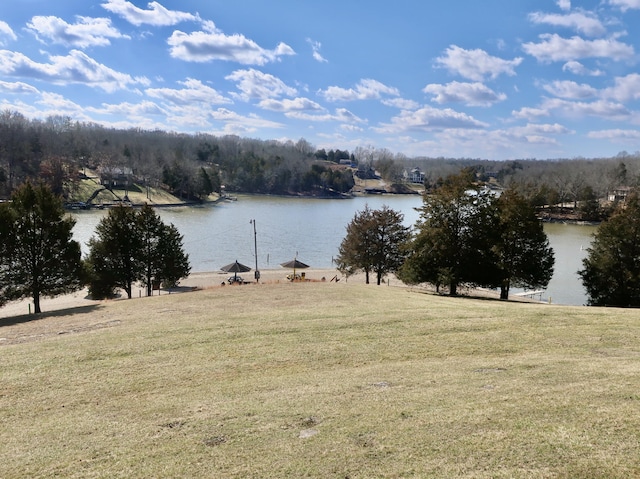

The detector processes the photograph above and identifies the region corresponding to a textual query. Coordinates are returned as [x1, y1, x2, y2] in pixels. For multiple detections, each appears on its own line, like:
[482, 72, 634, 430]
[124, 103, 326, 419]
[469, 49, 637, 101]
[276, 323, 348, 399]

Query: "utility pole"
[250, 219, 260, 283]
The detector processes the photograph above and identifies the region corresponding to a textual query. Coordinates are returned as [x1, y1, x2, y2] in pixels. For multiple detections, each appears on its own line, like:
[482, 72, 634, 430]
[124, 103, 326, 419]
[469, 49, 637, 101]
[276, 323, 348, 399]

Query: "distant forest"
[1, 110, 639, 214]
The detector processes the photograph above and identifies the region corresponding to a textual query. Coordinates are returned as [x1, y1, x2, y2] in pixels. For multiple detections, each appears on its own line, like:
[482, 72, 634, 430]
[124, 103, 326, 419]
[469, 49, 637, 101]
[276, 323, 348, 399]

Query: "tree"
[137, 204, 165, 297]
[0, 182, 83, 313]
[137, 205, 190, 295]
[494, 188, 555, 300]
[87, 205, 140, 299]
[335, 205, 410, 285]
[86, 204, 191, 299]
[399, 169, 499, 295]
[579, 192, 640, 306]
[195, 167, 214, 200]
[156, 222, 191, 288]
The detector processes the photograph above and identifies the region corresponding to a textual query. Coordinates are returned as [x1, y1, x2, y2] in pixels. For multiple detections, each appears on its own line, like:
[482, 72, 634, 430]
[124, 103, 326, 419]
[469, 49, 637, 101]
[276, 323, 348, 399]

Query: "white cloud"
[167, 29, 295, 65]
[423, 81, 506, 107]
[557, 0, 571, 11]
[207, 107, 285, 135]
[588, 128, 640, 139]
[307, 38, 327, 63]
[36, 92, 87, 116]
[0, 21, 17, 46]
[434, 45, 522, 81]
[601, 73, 640, 101]
[286, 107, 365, 124]
[101, 0, 199, 26]
[541, 97, 630, 120]
[542, 80, 598, 99]
[512, 122, 572, 136]
[319, 79, 399, 102]
[562, 60, 604, 76]
[88, 100, 165, 117]
[608, 0, 640, 12]
[381, 98, 420, 110]
[225, 69, 297, 101]
[26, 15, 129, 48]
[512, 107, 550, 120]
[258, 97, 324, 113]
[523, 33, 634, 62]
[375, 105, 488, 134]
[146, 78, 231, 105]
[528, 11, 606, 37]
[0, 49, 149, 92]
[0, 80, 39, 95]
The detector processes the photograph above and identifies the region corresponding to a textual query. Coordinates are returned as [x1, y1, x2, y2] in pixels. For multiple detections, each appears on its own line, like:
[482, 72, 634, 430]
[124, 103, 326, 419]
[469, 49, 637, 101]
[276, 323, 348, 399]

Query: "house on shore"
[403, 167, 425, 184]
[608, 186, 632, 202]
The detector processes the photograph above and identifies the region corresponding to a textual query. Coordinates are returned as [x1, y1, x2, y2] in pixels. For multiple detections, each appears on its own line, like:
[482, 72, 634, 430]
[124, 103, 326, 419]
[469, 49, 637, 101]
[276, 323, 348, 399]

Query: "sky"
[3, 1, 640, 160]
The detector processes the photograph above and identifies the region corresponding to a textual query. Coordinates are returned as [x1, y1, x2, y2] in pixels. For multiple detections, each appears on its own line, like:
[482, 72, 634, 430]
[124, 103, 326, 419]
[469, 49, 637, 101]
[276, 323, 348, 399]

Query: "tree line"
[0, 111, 354, 201]
[0, 182, 190, 313]
[337, 168, 640, 307]
[336, 169, 555, 300]
[2, 109, 640, 212]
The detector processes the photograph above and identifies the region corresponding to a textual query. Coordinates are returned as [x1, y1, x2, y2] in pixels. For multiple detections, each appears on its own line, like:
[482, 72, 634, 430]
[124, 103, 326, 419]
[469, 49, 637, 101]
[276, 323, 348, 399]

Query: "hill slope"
[2, 282, 640, 478]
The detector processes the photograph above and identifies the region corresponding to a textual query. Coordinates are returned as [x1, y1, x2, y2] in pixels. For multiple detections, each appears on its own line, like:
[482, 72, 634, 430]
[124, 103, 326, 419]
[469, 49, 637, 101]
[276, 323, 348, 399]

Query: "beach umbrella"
[280, 258, 309, 280]
[221, 260, 252, 281]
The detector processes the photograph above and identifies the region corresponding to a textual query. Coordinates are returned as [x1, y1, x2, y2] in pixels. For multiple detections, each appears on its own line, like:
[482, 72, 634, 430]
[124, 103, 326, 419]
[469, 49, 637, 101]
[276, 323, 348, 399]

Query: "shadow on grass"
[0, 304, 105, 328]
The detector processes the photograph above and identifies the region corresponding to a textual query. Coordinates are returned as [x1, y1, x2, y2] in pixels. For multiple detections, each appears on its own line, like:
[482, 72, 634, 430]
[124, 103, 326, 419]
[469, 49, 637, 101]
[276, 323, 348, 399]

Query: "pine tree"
[494, 188, 554, 300]
[579, 192, 640, 306]
[86, 204, 191, 299]
[156, 223, 190, 288]
[0, 182, 83, 313]
[400, 169, 499, 295]
[87, 205, 140, 299]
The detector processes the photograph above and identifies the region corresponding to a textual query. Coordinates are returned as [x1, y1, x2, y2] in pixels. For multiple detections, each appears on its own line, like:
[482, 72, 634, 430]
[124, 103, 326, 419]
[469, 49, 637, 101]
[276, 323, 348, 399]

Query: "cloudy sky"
[2, 1, 640, 160]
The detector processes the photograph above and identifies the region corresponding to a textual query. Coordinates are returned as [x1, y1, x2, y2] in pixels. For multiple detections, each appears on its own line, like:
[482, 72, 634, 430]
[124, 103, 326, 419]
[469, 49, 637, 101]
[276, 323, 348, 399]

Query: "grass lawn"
[2, 282, 640, 478]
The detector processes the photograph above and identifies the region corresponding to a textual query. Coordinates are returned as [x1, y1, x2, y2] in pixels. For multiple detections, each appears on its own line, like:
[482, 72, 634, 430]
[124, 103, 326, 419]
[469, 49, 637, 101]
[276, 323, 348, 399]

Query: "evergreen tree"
[87, 205, 140, 299]
[156, 223, 191, 288]
[195, 167, 214, 200]
[579, 192, 640, 306]
[399, 169, 499, 295]
[137, 204, 165, 297]
[335, 205, 409, 285]
[494, 188, 555, 299]
[86, 204, 191, 299]
[0, 182, 83, 313]
[136, 205, 190, 295]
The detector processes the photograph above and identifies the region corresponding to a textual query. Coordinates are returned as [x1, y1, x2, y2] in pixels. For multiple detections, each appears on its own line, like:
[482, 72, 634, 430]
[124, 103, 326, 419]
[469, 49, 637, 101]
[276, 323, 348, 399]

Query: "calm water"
[70, 195, 597, 306]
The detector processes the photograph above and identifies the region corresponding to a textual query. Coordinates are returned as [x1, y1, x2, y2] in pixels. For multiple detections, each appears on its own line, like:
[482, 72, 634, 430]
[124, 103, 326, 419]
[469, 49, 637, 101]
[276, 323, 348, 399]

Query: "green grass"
[2, 283, 640, 478]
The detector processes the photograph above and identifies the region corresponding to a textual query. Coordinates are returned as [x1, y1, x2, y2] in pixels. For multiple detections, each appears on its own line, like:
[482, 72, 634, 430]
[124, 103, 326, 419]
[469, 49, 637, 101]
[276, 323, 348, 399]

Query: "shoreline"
[0, 267, 545, 321]
[0, 268, 346, 319]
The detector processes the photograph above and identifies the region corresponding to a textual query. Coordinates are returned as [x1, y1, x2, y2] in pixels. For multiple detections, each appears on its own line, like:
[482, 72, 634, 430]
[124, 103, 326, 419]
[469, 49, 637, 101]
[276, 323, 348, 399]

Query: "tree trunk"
[365, 270, 370, 284]
[500, 280, 510, 300]
[33, 293, 41, 314]
[146, 270, 152, 296]
[449, 281, 457, 296]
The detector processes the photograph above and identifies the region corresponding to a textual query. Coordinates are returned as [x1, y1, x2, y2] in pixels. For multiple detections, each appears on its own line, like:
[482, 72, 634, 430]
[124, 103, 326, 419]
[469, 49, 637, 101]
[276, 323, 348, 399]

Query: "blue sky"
[2, 1, 640, 160]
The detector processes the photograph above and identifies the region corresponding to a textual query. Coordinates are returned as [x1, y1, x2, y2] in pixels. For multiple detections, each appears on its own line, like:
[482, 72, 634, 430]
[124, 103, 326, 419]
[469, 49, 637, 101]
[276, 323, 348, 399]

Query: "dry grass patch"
[2, 282, 640, 478]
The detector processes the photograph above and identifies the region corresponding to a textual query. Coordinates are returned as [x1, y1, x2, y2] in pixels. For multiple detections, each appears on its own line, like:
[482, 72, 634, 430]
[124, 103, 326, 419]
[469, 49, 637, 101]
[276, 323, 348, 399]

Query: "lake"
[70, 195, 597, 306]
